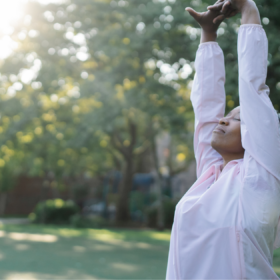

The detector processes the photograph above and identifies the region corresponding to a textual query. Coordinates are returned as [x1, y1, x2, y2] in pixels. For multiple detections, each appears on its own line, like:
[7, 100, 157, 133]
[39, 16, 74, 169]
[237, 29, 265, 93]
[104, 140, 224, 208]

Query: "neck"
[221, 153, 244, 171]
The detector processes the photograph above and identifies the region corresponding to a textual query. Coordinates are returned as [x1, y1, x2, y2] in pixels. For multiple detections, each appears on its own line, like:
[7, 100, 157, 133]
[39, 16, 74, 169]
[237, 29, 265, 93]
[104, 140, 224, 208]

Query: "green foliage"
[130, 191, 152, 212]
[70, 214, 109, 229]
[31, 199, 79, 224]
[146, 198, 177, 229]
[0, 0, 279, 219]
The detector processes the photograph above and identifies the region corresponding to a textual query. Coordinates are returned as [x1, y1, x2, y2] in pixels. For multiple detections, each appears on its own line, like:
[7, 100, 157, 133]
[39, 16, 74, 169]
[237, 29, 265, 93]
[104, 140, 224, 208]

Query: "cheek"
[227, 124, 242, 147]
[232, 124, 241, 138]
[211, 124, 242, 151]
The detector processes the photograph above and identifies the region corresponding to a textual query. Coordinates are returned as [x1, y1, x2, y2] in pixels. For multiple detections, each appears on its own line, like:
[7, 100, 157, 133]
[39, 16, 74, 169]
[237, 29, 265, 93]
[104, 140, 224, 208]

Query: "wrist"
[240, 1, 261, 25]
[200, 30, 217, 43]
[240, 1, 255, 13]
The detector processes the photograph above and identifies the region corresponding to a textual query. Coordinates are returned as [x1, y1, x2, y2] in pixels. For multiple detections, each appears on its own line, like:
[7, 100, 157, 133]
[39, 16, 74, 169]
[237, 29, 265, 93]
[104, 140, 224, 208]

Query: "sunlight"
[0, 0, 27, 59]
[274, 267, 280, 273]
[6, 273, 41, 280]
[0, 36, 19, 60]
[0, 0, 27, 33]
[111, 262, 139, 272]
[8, 232, 58, 242]
[0, 252, 4, 260]
[73, 245, 86, 253]
[0, 230, 58, 243]
[15, 243, 30, 251]
[5, 272, 99, 280]
[149, 231, 171, 241]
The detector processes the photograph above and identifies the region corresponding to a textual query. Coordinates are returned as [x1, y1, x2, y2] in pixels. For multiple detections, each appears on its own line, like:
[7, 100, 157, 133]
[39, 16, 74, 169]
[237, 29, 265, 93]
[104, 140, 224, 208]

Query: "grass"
[0, 224, 171, 279]
[0, 224, 280, 279]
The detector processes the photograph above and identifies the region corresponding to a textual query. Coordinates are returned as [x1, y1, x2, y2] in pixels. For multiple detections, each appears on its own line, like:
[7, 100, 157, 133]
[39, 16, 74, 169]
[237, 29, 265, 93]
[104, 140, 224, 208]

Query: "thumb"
[185, 7, 200, 21]
[213, 14, 225, 24]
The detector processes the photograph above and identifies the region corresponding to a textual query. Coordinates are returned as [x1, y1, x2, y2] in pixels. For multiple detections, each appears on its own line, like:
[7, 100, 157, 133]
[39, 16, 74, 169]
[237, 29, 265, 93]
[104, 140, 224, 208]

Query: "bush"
[70, 214, 109, 229]
[30, 199, 79, 224]
[146, 207, 157, 228]
[163, 199, 177, 228]
[146, 198, 178, 229]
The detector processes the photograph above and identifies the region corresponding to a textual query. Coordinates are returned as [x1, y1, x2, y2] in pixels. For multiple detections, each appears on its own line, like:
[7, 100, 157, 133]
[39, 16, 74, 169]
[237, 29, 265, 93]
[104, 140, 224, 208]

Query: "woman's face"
[211, 106, 245, 157]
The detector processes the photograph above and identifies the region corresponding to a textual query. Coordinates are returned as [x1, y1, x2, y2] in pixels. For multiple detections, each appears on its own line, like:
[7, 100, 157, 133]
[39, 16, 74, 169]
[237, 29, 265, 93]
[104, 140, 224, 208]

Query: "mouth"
[213, 127, 225, 134]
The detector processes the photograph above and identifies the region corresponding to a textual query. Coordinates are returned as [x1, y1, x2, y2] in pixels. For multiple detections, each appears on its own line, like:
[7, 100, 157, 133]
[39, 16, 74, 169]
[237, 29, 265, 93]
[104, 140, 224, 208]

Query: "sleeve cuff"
[199, 41, 219, 48]
[239, 24, 263, 29]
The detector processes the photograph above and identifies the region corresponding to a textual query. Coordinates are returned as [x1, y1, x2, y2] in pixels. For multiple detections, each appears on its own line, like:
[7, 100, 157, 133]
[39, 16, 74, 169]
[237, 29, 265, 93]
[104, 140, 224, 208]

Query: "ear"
[185, 7, 201, 21]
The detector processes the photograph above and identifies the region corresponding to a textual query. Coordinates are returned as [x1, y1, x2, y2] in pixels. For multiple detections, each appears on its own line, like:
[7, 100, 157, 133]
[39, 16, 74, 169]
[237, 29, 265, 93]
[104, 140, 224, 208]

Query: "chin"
[210, 135, 218, 148]
[211, 136, 223, 154]
[211, 140, 218, 152]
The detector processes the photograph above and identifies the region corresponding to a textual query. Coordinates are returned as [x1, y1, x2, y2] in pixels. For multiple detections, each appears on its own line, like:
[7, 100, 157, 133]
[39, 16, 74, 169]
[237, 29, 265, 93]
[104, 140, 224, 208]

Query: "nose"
[219, 117, 229, 126]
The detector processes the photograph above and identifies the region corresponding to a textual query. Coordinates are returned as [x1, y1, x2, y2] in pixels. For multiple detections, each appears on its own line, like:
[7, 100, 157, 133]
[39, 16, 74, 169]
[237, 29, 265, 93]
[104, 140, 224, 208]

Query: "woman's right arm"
[191, 42, 225, 178]
[186, 5, 227, 178]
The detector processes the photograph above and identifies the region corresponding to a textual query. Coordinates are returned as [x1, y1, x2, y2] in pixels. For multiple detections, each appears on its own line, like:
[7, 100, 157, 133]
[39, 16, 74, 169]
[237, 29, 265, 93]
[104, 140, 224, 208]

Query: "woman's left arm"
[238, 24, 280, 180]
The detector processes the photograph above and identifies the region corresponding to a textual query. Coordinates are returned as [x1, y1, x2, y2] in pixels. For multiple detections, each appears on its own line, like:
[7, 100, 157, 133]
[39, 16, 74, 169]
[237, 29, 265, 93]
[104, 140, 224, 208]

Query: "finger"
[225, 11, 238, 19]
[228, 10, 238, 17]
[224, 8, 239, 18]
[207, 2, 224, 11]
[213, 14, 225, 24]
[185, 7, 201, 21]
[221, 1, 231, 13]
[222, 5, 233, 17]
[224, 8, 236, 18]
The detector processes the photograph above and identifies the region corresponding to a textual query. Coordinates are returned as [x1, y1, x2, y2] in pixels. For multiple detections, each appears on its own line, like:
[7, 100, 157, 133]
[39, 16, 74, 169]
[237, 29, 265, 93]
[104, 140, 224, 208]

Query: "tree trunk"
[151, 135, 165, 230]
[0, 192, 8, 217]
[114, 121, 137, 224]
[116, 157, 133, 223]
[40, 173, 49, 224]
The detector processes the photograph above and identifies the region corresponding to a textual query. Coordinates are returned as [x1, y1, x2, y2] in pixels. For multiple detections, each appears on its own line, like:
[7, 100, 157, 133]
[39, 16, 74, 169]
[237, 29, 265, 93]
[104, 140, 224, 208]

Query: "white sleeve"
[238, 24, 280, 180]
[190, 42, 225, 178]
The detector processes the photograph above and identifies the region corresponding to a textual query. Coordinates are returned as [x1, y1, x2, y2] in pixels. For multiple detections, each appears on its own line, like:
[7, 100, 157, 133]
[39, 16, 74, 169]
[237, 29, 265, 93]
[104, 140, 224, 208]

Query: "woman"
[166, 0, 280, 279]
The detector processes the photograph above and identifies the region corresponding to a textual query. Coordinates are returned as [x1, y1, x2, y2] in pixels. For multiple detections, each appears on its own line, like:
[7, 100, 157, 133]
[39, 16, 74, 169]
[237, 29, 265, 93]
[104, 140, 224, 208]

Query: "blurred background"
[0, 0, 280, 279]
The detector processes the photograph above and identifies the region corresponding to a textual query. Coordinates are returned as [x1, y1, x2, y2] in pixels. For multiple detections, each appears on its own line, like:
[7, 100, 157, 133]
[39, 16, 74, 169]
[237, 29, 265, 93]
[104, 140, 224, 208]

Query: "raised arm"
[208, 0, 280, 179]
[186, 4, 230, 177]
[237, 2, 280, 179]
[191, 43, 225, 178]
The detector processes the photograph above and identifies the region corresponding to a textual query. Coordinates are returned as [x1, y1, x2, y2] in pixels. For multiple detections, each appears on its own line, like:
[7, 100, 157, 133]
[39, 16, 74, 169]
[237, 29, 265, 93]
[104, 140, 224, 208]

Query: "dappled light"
[0, 230, 58, 243]
[0, 225, 170, 279]
[0, 253, 4, 260]
[14, 244, 30, 251]
[5, 271, 99, 280]
[111, 262, 139, 272]
[0, 0, 279, 278]
[5, 273, 38, 280]
[72, 245, 86, 253]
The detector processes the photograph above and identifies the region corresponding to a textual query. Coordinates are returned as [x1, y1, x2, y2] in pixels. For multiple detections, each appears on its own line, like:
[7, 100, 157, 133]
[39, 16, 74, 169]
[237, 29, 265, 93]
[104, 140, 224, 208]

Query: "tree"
[0, 0, 279, 224]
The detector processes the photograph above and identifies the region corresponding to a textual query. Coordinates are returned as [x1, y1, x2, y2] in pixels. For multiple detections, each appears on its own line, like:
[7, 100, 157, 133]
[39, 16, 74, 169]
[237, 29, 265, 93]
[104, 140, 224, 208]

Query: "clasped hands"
[185, 0, 257, 42]
[186, 0, 251, 32]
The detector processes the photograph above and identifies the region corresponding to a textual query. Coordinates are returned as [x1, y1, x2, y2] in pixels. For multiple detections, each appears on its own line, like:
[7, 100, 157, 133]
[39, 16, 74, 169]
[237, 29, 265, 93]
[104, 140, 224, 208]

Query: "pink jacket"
[166, 24, 280, 279]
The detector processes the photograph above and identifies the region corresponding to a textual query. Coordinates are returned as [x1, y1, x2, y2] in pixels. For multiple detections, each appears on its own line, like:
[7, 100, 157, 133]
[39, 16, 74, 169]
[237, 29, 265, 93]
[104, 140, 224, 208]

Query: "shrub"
[163, 199, 177, 228]
[70, 214, 108, 229]
[146, 198, 178, 229]
[30, 199, 79, 224]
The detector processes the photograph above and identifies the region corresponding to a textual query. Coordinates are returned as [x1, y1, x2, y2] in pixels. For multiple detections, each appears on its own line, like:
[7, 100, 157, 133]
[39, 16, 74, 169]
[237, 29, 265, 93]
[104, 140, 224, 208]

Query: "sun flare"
[0, 0, 27, 32]
[0, 0, 27, 59]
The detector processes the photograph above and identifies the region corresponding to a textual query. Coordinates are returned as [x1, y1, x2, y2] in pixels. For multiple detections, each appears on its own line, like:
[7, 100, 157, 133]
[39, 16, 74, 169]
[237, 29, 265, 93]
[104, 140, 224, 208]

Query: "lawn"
[0, 224, 170, 279]
[1, 224, 280, 279]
